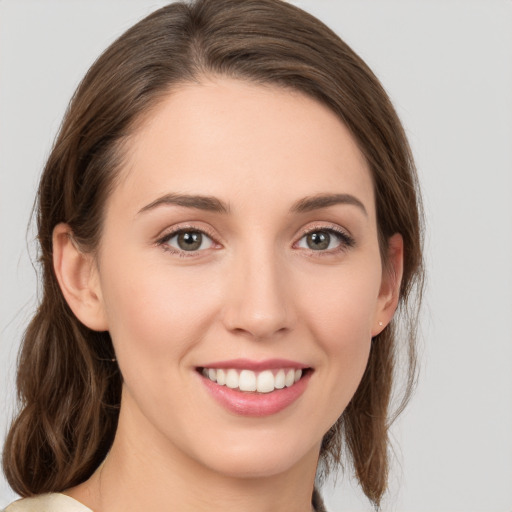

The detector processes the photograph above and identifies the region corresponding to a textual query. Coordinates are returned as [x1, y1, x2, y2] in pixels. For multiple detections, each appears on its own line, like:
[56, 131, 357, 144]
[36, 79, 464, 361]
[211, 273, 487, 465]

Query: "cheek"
[297, 259, 381, 396]
[99, 258, 223, 367]
[299, 260, 382, 345]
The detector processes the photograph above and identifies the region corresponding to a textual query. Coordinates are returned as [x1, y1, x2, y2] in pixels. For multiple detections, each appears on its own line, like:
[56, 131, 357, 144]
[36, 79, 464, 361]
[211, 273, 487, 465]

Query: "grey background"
[1, 1, 511, 510]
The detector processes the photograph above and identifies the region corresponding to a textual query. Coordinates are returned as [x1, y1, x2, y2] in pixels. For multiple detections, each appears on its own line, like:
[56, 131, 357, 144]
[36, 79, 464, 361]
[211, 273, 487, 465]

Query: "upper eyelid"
[156, 223, 220, 244]
[294, 224, 356, 250]
[156, 226, 220, 257]
[296, 223, 353, 240]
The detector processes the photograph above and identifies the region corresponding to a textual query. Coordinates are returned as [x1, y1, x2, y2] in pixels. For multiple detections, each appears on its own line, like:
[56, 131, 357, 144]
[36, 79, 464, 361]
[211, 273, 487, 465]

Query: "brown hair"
[3, 0, 423, 508]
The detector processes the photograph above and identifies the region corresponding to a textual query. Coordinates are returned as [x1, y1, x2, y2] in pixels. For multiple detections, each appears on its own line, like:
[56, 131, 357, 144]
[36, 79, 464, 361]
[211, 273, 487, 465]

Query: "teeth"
[225, 369, 238, 389]
[285, 369, 295, 387]
[274, 369, 285, 389]
[239, 369, 257, 392]
[216, 369, 226, 386]
[257, 370, 274, 393]
[201, 367, 304, 393]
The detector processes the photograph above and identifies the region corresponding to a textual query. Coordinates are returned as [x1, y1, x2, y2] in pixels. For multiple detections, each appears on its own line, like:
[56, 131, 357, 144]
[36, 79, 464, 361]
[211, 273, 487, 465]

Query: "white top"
[4, 491, 326, 511]
[3, 493, 92, 512]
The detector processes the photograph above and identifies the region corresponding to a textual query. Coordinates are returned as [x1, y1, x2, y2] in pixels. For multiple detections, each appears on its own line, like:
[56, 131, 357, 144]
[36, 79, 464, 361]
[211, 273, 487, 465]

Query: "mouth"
[197, 367, 310, 394]
[196, 358, 313, 416]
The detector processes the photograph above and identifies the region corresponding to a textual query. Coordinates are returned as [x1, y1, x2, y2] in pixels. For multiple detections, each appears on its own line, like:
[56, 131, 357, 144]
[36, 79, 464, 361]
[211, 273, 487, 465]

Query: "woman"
[2, 0, 423, 510]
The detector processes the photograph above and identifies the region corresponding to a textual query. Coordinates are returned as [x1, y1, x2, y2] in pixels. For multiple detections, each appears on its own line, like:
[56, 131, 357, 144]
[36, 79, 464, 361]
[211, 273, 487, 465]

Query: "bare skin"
[54, 77, 403, 512]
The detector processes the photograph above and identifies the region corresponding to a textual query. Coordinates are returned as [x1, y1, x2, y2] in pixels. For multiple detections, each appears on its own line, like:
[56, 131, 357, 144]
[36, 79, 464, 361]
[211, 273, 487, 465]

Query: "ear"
[371, 233, 404, 337]
[52, 223, 108, 331]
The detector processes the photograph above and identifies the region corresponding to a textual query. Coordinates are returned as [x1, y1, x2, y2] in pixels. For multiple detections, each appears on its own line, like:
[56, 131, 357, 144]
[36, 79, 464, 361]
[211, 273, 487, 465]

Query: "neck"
[67, 399, 320, 512]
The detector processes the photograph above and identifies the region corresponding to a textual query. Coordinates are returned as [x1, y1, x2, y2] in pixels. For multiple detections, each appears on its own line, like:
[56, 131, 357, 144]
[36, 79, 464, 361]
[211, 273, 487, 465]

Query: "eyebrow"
[137, 192, 367, 217]
[291, 193, 367, 216]
[137, 193, 230, 215]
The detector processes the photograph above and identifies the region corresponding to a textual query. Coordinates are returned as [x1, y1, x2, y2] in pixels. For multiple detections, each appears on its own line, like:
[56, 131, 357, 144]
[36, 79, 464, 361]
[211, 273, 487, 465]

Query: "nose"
[221, 248, 295, 340]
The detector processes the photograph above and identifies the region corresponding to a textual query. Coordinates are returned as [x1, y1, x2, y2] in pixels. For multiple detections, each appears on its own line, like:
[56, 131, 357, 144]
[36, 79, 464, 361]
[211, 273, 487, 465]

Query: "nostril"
[221, 271, 295, 339]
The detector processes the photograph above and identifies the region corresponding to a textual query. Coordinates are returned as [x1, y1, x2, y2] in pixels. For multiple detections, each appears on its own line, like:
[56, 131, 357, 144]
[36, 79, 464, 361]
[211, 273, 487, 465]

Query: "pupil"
[307, 231, 330, 250]
[178, 232, 202, 251]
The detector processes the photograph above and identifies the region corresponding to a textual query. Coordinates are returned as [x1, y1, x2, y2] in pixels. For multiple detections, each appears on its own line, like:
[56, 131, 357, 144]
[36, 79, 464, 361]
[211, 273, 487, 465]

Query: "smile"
[201, 367, 303, 393]
[197, 360, 312, 416]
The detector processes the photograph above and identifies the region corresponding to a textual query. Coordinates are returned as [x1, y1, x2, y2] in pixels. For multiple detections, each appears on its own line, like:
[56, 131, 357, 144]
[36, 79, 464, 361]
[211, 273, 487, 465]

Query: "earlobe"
[52, 223, 108, 331]
[372, 233, 404, 337]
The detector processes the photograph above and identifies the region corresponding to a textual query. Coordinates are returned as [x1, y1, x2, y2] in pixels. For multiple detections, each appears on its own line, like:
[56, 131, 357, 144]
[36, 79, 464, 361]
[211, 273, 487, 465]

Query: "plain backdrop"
[1, 1, 511, 511]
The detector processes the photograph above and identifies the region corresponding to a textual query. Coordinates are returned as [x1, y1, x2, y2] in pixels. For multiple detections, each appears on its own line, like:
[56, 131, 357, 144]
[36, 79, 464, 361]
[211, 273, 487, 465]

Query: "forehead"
[112, 77, 375, 218]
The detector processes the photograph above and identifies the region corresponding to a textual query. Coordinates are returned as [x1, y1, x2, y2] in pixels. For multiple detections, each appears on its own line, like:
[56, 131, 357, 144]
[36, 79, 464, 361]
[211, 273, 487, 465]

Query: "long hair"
[3, 0, 424, 507]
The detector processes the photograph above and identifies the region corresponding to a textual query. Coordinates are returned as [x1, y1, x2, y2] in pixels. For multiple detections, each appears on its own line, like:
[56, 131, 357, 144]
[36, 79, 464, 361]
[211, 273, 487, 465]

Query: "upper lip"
[198, 358, 310, 371]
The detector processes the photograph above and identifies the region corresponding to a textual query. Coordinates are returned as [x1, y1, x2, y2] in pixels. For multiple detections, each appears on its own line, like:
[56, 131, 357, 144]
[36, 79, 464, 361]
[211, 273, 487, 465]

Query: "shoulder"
[3, 493, 93, 512]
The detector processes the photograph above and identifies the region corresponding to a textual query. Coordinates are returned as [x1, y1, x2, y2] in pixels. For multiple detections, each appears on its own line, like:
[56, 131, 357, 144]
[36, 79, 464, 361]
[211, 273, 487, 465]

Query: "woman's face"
[88, 78, 398, 479]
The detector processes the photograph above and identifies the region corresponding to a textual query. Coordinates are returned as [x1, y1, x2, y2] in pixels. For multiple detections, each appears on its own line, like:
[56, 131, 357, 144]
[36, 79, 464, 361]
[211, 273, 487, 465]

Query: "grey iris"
[178, 231, 203, 251]
[307, 231, 330, 250]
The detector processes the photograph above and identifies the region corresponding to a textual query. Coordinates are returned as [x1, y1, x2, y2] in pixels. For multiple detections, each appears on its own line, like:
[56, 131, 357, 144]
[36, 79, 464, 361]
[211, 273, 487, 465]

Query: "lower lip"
[200, 371, 311, 417]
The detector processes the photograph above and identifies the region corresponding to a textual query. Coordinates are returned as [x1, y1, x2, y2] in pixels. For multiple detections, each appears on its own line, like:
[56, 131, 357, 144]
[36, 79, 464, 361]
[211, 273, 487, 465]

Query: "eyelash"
[156, 224, 355, 257]
[295, 224, 355, 256]
[156, 225, 220, 258]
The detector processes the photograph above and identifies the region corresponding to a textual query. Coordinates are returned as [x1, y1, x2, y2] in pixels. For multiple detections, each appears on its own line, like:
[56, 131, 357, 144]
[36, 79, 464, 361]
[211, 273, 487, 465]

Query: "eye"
[296, 228, 354, 252]
[161, 229, 216, 252]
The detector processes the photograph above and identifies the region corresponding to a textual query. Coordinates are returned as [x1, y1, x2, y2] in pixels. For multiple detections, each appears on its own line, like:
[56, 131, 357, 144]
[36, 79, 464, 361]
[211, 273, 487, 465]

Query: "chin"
[191, 432, 321, 480]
